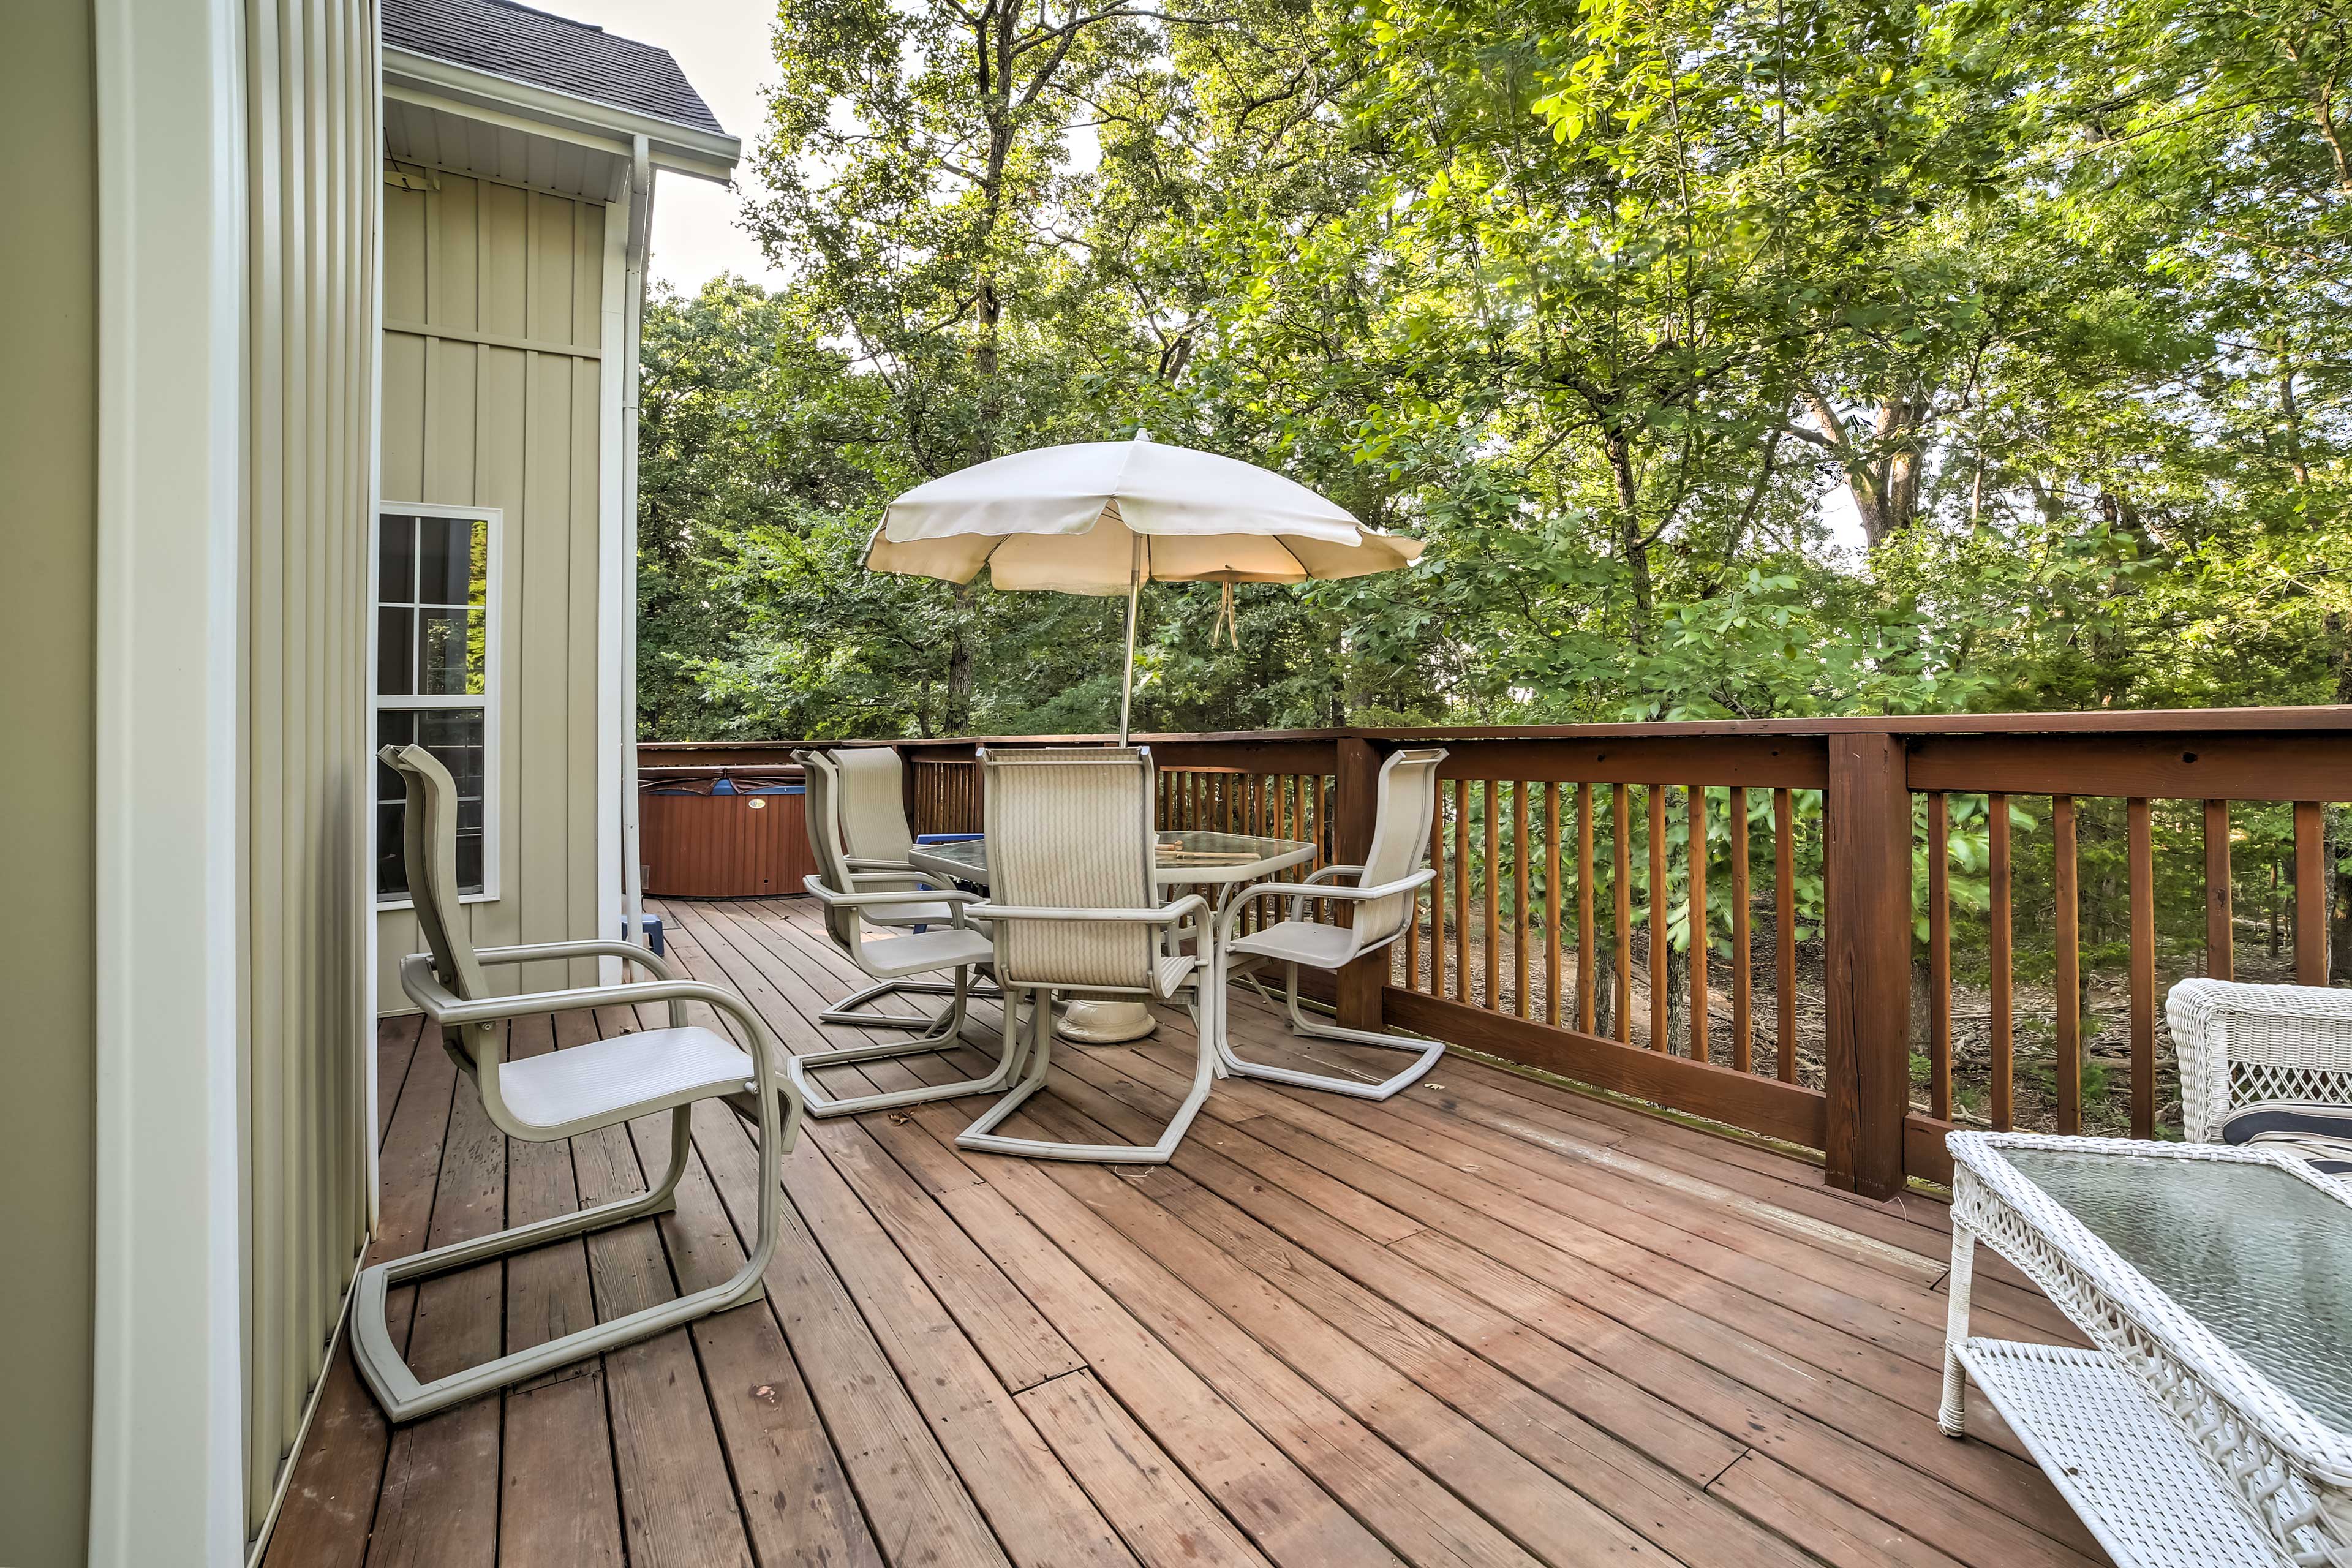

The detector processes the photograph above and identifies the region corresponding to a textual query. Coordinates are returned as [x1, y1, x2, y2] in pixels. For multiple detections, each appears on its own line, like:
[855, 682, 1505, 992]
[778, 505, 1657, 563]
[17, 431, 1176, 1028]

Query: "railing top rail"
[639, 706, 2352, 757]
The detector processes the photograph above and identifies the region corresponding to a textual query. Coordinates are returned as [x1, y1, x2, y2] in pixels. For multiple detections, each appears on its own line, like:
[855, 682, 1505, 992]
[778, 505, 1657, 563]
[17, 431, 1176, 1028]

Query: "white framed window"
[373, 504, 500, 906]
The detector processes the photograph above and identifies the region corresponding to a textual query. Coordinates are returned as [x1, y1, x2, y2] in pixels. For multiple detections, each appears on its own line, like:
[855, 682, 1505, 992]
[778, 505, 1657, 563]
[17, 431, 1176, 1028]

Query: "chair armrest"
[469, 939, 683, 1024]
[1216, 869, 1433, 946]
[474, 938, 677, 980]
[803, 878, 978, 911]
[1304, 864, 1365, 886]
[399, 955, 783, 1072]
[846, 856, 925, 875]
[965, 895, 1208, 927]
[804, 879, 978, 933]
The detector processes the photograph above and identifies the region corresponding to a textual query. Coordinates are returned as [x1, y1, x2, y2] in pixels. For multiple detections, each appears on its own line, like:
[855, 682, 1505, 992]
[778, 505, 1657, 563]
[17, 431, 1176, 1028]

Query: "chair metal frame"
[1218, 747, 1448, 1101]
[799, 746, 1003, 1028]
[359, 745, 800, 1423]
[958, 746, 1218, 1163]
[786, 748, 1027, 1117]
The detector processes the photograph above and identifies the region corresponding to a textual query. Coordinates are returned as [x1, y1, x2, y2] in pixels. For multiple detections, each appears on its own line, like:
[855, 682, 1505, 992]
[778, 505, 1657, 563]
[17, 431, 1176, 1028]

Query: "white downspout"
[621, 135, 652, 948]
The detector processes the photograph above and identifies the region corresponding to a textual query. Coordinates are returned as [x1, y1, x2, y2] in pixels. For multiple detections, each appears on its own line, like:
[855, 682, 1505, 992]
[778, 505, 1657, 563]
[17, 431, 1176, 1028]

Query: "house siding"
[239, 0, 380, 1540]
[377, 168, 608, 1003]
[0, 1, 99, 1561]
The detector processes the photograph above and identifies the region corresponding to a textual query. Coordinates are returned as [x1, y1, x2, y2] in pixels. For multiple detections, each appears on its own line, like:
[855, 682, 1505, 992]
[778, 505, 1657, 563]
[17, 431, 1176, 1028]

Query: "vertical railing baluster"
[1406, 784, 1425, 989]
[1544, 782, 1562, 1028]
[1515, 782, 1532, 1019]
[1577, 783, 1597, 1035]
[1649, 784, 1669, 1052]
[1689, 785, 1709, 1065]
[1731, 785, 1751, 1076]
[2054, 795, 2079, 1135]
[1453, 778, 1470, 1004]
[1613, 783, 1633, 1046]
[2128, 797, 2155, 1139]
[2205, 798, 2233, 982]
[1427, 778, 1446, 994]
[1775, 788, 1796, 1080]
[1484, 780, 1502, 1011]
[1989, 793, 2015, 1132]
[2297, 800, 2328, 985]
[1928, 791, 1951, 1121]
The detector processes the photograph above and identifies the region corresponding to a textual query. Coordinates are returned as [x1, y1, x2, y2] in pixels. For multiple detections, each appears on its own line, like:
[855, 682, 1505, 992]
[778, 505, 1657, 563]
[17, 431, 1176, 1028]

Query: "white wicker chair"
[360, 744, 799, 1422]
[1217, 747, 1447, 1101]
[801, 745, 998, 1029]
[957, 747, 1218, 1163]
[788, 749, 1025, 1118]
[2168, 978, 2352, 1144]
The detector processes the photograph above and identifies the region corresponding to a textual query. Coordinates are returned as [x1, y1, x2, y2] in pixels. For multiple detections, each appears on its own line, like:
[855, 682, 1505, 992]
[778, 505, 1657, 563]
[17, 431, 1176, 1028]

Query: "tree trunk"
[1605, 430, 1654, 635]
[943, 581, 977, 731]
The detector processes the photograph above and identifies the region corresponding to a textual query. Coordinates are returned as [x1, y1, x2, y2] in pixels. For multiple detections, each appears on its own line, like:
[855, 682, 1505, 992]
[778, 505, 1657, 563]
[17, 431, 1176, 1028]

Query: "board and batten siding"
[378, 168, 610, 1002]
[239, 0, 380, 1541]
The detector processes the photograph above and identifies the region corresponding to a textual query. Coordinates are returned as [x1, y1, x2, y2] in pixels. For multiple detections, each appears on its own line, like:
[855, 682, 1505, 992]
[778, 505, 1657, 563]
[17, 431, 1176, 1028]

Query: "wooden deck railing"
[640, 709, 2352, 1199]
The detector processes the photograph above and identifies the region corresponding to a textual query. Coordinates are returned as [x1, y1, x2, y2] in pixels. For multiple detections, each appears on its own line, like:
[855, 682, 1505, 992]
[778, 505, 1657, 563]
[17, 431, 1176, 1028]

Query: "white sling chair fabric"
[357, 744, 799, 1423]
[786, 750, 1017, 1117]
[1219, 747, 1448, 1101]
[957, 747, 1217, 1163]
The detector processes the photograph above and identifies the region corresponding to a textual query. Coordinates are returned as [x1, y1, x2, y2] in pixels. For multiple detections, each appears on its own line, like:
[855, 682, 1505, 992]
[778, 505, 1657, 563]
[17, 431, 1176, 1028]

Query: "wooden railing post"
[1333, 736, 1385, 1031]
[1823, 731, 1911, 1199]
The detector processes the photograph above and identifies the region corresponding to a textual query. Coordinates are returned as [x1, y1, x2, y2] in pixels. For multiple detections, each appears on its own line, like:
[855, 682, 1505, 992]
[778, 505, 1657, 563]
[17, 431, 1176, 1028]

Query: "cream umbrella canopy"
[865, 432, 1422, 743]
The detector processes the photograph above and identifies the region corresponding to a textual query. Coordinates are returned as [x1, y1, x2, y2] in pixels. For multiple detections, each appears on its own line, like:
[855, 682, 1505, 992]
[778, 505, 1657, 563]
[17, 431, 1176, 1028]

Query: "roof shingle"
[382, 0, 727, 138]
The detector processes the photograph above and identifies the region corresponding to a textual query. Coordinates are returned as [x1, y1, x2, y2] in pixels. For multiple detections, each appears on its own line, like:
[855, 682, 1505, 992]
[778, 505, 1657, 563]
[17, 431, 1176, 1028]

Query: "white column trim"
[88, 0, 249, 1561]
[594, 193, 630, 983]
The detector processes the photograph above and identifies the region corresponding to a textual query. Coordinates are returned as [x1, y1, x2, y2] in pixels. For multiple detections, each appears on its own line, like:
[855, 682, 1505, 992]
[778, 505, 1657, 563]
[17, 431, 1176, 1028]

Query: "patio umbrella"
[865, 432, 1422, 742]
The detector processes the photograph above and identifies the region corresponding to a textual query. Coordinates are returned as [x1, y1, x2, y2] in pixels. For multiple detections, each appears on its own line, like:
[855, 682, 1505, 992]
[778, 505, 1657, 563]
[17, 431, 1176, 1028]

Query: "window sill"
[375, 890, 499, 912]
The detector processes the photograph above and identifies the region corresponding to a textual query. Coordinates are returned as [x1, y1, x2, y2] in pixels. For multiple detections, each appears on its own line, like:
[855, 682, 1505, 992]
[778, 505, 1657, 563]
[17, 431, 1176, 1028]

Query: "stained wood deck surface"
[267, 894, 2103, 1568]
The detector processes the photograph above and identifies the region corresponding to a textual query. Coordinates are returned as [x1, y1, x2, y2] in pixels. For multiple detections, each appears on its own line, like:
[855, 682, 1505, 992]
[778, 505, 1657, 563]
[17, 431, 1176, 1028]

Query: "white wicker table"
[1944, 1132, 2352, 1567]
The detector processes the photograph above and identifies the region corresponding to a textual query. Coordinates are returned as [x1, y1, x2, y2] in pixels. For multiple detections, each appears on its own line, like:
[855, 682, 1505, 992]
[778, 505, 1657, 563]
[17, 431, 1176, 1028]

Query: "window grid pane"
[375, 698, 488, 900]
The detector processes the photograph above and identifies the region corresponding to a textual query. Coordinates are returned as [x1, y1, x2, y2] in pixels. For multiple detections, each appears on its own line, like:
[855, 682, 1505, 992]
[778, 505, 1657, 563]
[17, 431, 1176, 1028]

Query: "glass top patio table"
[908, 830, 1315, 889]
[1989, 1140, 2352, 1433]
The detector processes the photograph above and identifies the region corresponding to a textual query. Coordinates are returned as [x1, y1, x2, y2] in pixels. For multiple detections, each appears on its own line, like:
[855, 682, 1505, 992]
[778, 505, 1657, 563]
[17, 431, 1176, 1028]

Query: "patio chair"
[2169, 977, 2352, 1142]
[357, 744, 801, 1423]
[786, 748, 1025, 1118]
[957, 746, 1218, 1163]
[1217, 747, 1448, 1101]
[800, 745, 1000, 1028]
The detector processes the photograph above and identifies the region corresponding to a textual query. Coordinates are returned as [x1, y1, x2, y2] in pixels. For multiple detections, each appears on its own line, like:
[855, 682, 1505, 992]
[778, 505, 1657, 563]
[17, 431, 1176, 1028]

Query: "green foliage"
[641, 0, 2352, 746]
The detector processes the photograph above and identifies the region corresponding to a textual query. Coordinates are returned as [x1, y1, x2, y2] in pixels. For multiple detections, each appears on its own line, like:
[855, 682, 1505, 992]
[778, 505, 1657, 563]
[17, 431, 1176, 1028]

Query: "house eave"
[381, 46, 741, 185]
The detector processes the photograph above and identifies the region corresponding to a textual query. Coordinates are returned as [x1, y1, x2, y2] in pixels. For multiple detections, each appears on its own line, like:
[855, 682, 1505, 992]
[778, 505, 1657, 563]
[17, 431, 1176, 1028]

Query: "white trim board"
[89, 0, 248, 1560]
[595, 193, 629, 984]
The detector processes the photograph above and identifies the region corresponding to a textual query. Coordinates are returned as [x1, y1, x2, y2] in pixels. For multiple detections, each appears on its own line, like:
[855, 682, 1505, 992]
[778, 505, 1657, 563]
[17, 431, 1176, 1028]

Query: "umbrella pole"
[1117, 542, 1140, 746]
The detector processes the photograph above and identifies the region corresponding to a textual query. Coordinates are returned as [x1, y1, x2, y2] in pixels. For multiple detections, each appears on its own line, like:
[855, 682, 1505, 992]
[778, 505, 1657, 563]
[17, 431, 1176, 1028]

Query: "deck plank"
[286, 897, 2109, 1568]
[1055, 1041, 2102, 1567]
[496, 1011, 626, 1568]
[567, 1065, 756, 1568]
[366, 1025, 511, 1568]
[262, 1013, 458, 1568]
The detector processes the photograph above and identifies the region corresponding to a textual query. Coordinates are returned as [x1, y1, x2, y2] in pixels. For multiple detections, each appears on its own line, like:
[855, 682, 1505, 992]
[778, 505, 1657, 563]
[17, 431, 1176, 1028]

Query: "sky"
[546, 0, 790, 293]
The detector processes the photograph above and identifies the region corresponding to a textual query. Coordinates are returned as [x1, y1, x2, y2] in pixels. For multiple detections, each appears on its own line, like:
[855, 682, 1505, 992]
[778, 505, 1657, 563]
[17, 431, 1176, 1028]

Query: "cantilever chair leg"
[1224, 962, 1446, 1102]
[818, 975, 965, 1031]
[352, 1090, 792, 1425]
[956, 981, 1219, 1164]
[788, 969, 1031, 1117]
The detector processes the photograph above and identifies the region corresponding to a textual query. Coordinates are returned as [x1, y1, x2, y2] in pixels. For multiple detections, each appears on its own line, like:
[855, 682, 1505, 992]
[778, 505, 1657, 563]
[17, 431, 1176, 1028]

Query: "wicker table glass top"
[2002, 1145, 2352, 1433]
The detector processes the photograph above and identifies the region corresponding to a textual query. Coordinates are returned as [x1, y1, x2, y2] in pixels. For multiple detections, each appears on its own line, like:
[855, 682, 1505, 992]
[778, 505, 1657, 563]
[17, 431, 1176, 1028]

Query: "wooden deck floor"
[267, 894, 2103, 1568]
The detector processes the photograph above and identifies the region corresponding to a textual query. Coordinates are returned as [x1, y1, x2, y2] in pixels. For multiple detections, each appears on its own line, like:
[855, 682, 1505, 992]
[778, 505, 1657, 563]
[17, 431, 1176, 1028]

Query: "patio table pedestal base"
[1057, 999, 1158, 1042]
